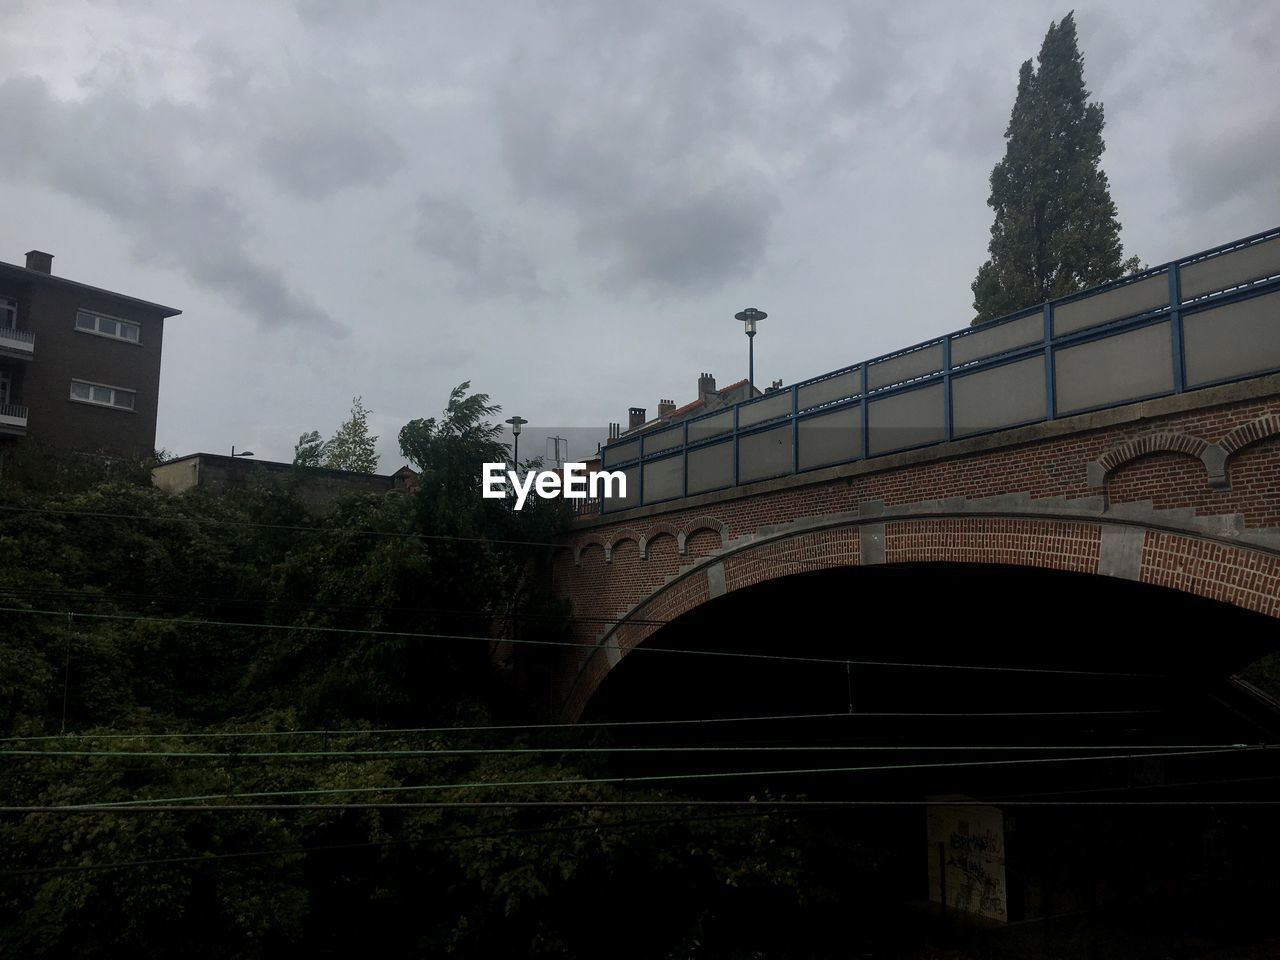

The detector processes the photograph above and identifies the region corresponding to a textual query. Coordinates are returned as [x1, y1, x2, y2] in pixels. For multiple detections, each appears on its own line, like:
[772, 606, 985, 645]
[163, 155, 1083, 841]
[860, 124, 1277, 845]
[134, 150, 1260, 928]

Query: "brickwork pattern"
[884, 518, 1101, 573]
[1142, 531, 1280, 618]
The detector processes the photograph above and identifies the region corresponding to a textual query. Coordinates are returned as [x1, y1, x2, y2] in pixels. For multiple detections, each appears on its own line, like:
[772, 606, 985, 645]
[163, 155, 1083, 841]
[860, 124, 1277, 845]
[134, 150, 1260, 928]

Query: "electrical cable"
[0, 708, 1166, 744]
[0, 743, 1256, 760]
[43, 745, 1265, 809]
[0, 605, 1171, 677]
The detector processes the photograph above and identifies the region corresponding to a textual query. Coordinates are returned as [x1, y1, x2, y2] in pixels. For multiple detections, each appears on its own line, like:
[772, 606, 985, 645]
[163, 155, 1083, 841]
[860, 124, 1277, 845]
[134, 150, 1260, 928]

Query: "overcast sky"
[2, 1, 1277, 469]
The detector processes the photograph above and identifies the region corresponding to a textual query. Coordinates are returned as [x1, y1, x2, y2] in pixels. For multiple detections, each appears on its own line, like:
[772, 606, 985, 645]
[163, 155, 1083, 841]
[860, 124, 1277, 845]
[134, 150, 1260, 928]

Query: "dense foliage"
[293, 396, 380, 473]
[971, 13, 1140, 325]
[0, 386, 865, 959]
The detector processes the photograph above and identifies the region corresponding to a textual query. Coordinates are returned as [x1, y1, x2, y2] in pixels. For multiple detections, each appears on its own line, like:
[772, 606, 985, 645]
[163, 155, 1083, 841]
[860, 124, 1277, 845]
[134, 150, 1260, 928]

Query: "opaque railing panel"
[738, 424, 793, 483]
[643, 425, 685, 455]
[1053, 272, 1169, 336]
[1181, 236, 1280, 299]
[867, 342, 944, 389]
[798, 406, 862, 470]
[602, 439, 640, 467]
[950, 313, 1042, 365]
[1183, 290, 1280, 387]
[687, 410, 733, 443]
[1054, 322, 1173, 415]
[738, 391, 793, 429]
[952, 355, 1046, 437]
[642, 454, 684, 503]
[867, 382, 945, 455]
[797, 370, 859, 411]
[687, 441, 733, 494]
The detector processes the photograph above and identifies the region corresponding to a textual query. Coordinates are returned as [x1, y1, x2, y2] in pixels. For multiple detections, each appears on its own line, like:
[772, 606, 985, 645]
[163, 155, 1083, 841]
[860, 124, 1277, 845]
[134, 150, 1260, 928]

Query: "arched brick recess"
[643, 529, 680, 563]
[1219, 415, 1280, 458]
[603, 530, 644, 563]
[681, 516, 729, 553]
[1221, 437, 1280, 527]
[639, 522, 680, 559]
[1106, 453, 1226, 513]
[684, 527, 723, 556]
[557, 516, 1280, 720]
[1093, 433, 1210, 477]
[573, 539, 606, 566]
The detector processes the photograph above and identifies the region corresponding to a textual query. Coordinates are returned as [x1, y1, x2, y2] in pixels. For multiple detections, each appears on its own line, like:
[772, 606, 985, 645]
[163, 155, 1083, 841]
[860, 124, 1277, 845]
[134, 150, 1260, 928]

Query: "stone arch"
[639, 522, 681, 559]
[573, 539, 606, 566]
[679, 516, 729, 555]
[1219, 415, 1280, 459]
[1088, 432, 1226, 489]
[603, 529, 645, 563]
[557, 513, 1280, 720]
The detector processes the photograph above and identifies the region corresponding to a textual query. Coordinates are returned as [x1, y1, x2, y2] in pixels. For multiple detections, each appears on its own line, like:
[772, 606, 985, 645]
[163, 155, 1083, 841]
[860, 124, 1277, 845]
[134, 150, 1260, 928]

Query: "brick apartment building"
[0, 250, 181, 459]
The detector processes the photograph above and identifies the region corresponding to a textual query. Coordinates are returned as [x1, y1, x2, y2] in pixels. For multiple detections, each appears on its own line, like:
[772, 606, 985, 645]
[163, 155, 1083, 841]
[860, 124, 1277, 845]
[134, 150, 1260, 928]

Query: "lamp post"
[734, 307, 767, 391]
[505, 415, 527, 468]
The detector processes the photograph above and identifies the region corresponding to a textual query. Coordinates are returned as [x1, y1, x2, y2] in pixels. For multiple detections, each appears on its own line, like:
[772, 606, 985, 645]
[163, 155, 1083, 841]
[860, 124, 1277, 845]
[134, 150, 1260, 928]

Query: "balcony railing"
[0, 402, 29, 432]
[591, 225, 1280, 516]
[0, 325, 35, 358]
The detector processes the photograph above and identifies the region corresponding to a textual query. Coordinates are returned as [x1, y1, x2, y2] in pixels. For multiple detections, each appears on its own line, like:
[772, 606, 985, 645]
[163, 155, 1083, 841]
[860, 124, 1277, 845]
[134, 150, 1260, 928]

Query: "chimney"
[608, 422, 621, 440]
[25, 250, 53, 274]
[698, 372, 716, 402]
[657, 398, 675, 419]
[628, 407, 647, 430]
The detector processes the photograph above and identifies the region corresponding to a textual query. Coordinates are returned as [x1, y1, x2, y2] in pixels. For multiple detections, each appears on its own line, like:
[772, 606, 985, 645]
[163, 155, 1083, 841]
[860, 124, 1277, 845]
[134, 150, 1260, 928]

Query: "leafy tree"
[321, 396, 379, 473]
[292, 429, 326, 467]
[971, 12, 1141, 325]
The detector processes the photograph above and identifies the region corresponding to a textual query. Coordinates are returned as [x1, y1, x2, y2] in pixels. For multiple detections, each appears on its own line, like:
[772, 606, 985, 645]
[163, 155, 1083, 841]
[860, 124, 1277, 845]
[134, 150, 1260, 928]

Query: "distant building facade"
[152, 453, 418, 509]
[608, 372, 766, 443]
[0, 250, 181, 458]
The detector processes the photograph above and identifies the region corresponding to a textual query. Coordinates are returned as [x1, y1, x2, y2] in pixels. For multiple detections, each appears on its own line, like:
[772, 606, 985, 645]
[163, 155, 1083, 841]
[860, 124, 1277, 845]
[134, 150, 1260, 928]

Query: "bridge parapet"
[593, 227, 1280, 516]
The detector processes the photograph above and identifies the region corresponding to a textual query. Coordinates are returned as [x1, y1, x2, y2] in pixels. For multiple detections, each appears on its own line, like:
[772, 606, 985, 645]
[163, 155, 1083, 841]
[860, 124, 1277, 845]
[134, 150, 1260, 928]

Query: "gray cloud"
[493, 3, 842, 294]
[413, 193, 544, 298]
[0, 74, 344, 336]
[1171, 116, 1280, 213]
[257, 78, 405, 200]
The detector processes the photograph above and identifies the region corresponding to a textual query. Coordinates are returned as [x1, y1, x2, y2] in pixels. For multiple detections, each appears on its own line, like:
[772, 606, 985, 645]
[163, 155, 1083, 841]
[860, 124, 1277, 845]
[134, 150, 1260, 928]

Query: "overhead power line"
[0, 605, 1169, 678]
[1, 743, 1254, 761]
[48, 745, 1265, 809]
[0, 708, 1166, 744]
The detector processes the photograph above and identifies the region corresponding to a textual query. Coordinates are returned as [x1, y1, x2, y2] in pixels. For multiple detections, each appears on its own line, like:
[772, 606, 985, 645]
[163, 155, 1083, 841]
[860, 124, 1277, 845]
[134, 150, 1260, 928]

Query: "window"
[75, 309, 140, 343]
[70, 379, 136, 411]
[1, 298, 15, 329]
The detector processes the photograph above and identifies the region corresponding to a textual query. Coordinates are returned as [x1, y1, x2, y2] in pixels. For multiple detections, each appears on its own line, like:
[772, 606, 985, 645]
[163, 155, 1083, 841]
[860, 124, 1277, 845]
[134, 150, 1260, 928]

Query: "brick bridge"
[548, 228, 1280, 720]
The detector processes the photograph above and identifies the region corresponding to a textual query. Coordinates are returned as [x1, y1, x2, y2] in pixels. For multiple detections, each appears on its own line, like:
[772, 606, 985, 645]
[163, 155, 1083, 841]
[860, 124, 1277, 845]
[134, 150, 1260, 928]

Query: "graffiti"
[927, 805, 1009, 922]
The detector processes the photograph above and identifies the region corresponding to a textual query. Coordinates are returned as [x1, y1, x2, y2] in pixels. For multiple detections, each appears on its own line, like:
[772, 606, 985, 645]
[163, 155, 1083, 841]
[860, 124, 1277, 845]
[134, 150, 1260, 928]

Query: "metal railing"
[591, 226, 1280, 516]
[0, 326, 35, 352]
[0, 402, 29, 423]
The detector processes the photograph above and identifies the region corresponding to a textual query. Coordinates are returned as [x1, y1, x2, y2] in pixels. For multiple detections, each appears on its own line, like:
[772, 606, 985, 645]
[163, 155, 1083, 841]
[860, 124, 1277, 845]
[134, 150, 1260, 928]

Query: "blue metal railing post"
[791, 384, 800, 475]
[942, 336, 953, 442]
[1043, 302, 1056, 420]
[732, 403, 740, 487]
[1168, 264, 1185, 394]
[682, 421, 689, 498]
[860, 363, 870, 459]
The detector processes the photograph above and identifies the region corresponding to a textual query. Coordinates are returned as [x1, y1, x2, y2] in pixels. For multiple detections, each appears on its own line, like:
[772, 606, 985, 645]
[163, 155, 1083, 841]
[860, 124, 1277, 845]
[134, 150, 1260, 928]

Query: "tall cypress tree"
[971, 12, 1139, 325]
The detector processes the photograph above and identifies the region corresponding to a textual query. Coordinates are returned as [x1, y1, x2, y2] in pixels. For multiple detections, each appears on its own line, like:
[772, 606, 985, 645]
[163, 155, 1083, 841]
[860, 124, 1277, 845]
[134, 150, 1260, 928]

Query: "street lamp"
[231, 446, 254, 457]
[734, 307, 767, 391]
[505, 415, 528, 467]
